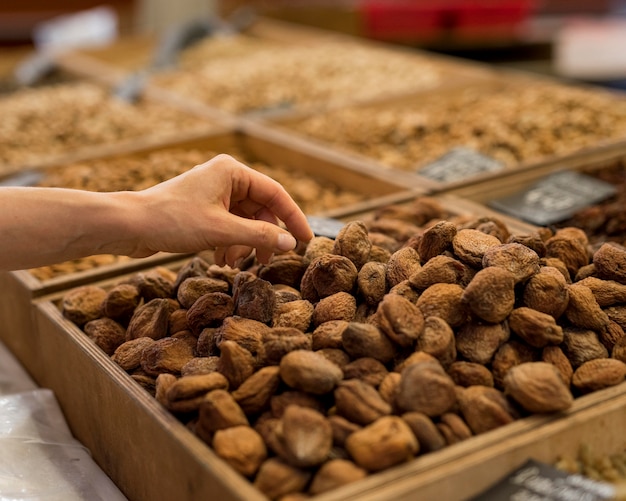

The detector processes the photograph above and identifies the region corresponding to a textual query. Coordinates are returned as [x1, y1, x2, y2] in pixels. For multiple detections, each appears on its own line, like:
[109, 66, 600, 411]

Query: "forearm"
[0, 187, 144, 271]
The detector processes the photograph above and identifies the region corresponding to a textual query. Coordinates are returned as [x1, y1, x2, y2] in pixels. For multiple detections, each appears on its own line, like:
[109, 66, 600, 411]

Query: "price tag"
[488, 171, 617, 226]
[306, 216, 345, 239]
[470, 459, 615, 501]
[417, 147, 505, 183]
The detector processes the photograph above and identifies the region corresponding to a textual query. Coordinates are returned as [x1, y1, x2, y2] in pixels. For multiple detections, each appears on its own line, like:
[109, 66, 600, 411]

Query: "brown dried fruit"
[504, 362, 574, 413]
[357, 261, 387, 306]
[564, 284, 610, 331]
[415, 316, 456, 367]
[334, 379, 392, 425]
[176, 277, 229, 309]
[482, 243, 540, 283]
[378, 372, 401, 408]
[304, 236, 334, 262]
[312, 292, 356, 326]
[127, 298, 171, 341]
[258, 253, 308, 289]
[232, 366, 281, 415]
[300, 254, 358, 303]
[456, 321, 509, 365]
[416, 283, 468, 328]
[333, 221, 372, 270]
[181, 356, 220, 376]
[396, 359, 457, 416]
[168, 308, 189, 335]
[386, 247, 421, 288]
[388, 280, 421, 303]
[309, 458, 367, 495]
[545, 233, 589, 277]
[311, 320, 349, 350]
[345, 416, 418, 472]
[173, 256, 211, 290]
[542, 346, 574, 387]
[253, 458, 311, 500]
[401, 411, 446, 453]
[317, 348, 351, 370]
[462, 267, 516, 323]
[131, 269, 174, 301]
[613, 335, 626, 363]
[506, 233, 547, 258]
[234, 276, 276, 324]
[409, 255, 472, 290]
[342, 357, 388, 387]
[186, 292, 234, 334]
[262, 327, 312, 366]
[83, 317, 127, 355]
[272, 300, 314, 331]
[417, 221, 457, 263]
[447, 361, 494, 388]
[280, 350, 343, 394]
[212, 426, 267, 477]
[599, 321, 625, 352]
[62, 285, 107, 326]
[562, 327, 609, 368]
[270, 391, 325, 419]
[164, 372, 229, 413]
[508, 307, 564, 348]
[101, 283, 140, 322]
[522, 266, 570, 319]
[452, 228, 502, 268]
[375, 294, 424, 347]
[197, 389, 249, 433]
[576, 277, 626, 307]
[492, 341, 538, 389]
[457, 385, 516, 434]
[593, 242, 626, 284]
[217, 340, 256, 390]
[571, 358, 626, 392]
[328, 415, 361, 446]
[140, 337, 195, 376]
[438, 413, 472, 445]
[341, 322, 396, 363]
[112, 337, 155, 371]
[214, 316, 268, 359]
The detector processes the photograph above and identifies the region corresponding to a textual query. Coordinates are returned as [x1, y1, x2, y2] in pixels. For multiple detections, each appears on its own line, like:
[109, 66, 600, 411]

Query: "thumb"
[217, 212, 297, 255]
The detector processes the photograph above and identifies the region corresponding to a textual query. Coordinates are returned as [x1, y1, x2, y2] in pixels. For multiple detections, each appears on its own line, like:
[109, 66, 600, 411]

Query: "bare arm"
[0, 154, 314, 271]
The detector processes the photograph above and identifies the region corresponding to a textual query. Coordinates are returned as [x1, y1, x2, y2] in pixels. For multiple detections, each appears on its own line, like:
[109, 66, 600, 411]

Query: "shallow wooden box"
[269, 74, 626, 194]
[0, 124, 412, 382]
[29, 263, 625, 501]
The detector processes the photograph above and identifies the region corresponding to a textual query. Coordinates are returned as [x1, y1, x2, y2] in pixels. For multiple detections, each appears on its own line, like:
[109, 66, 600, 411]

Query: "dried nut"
[462, 267, 516, 323]
[418, 221, 457, 263]
[562, 327, 609, 368]
[492, 341, 538, 389]
[447, 361, 494, 388]
[508, 307, 564, 348]
[273, 405, 333, 468]
[504, 362, 574, 413]
[386, 247, 422, 288]
[164, 372, 229, 413]
[401, 411, 446, 453]
[341, 322, 396, 363]
[309, 459, 367, 495]
[333, 221, 372, 270]
[198, 389, 249, 433]
[571, 358, 626, 392]
[214, 316, 268, 359]
[342, 358, 388, 387]
[345, 416, 418, 472]
[234, 276, 276, 324]
[217, 340, 256, 390]
[329, 415, 362, 446]
[101, 284, 140, 321]
[280, 350, 343, 394]
[457, 385, 516, 434]
[253, 458, 311, 500]
[84, 317, 127, 355]
[438, 413, 472, 445]
[140, 337, 195, 376]
[312, 320, 349, 350]
[177, 277, 229, 309]
[186, 292, 234, 334]
[576, 277, 626, 307]
[334, 379, 392, 425]
[262, 327, 312, 366]
[482, 243, 540, 283]
[522, 266, 570, 318]
[272, 300, 314, 331]
[545, 233, 589, 277]
[456, 321, 509, 365]
[62, 285, 107, 326]
[312, 292, 357, 326]
[564, 284, 611, 331]
[300, 254, 358, 303]
[212, 426, 267, 477]
[181, 356, 220, 376]
[396, 359, 457, 416]
[112, 337, 156, 371]
[258, 253, 308, 288]
[416, 283, 468, 328]
[409, 255, 471, 290]
[375, 294, 425, 347]
[357, 261, 387, 306]
[232, 366, 281, 415]
[593, 242, 626, 284]
[452, 228, 502, 268]
[415, 316, 456, 367]
[378, 372, 402, 407]
[542, 346, 574, 386]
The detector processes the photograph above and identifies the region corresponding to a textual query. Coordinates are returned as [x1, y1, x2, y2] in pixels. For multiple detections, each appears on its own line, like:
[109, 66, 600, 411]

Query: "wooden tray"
[30, 277, 626, 501]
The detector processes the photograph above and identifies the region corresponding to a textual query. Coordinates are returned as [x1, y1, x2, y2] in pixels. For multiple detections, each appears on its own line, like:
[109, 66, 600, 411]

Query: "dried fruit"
[504, 362, 574, 413]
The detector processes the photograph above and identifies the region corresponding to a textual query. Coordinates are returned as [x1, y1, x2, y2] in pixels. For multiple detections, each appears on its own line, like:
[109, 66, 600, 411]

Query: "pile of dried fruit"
[288, 81, 626, 172]
[0, 81, 211, 174]
[61, 197, 626, 499]
[556, 443, 626, 484]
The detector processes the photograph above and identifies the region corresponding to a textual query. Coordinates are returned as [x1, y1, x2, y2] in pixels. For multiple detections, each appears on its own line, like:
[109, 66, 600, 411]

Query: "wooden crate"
[269, 73, 626, 193]
[30, 270, 626, 501]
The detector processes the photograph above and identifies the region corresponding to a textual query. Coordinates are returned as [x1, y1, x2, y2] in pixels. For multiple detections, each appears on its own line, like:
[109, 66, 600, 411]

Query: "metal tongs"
[114, 7, 257, 103]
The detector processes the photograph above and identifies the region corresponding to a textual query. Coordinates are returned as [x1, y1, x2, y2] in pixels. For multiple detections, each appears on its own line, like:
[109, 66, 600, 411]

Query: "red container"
[454, 0, 535, 40]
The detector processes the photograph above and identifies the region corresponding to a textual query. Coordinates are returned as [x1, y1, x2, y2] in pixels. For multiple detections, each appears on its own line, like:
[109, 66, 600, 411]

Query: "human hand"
[133, 154, 314, 266]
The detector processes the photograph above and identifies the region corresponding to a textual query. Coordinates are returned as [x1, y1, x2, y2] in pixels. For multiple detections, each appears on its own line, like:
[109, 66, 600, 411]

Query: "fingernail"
[277, 233, 297, 251]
